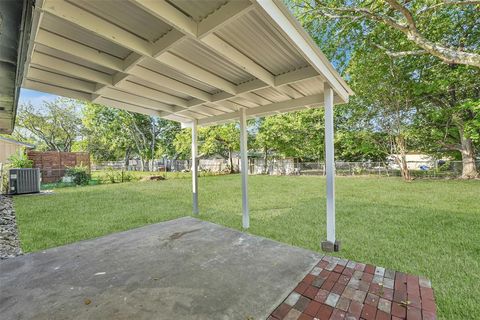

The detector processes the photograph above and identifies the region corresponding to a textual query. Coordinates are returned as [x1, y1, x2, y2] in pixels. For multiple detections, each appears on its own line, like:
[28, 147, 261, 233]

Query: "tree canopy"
[9, 1, 479, 178]
[14, 98, 83, 152]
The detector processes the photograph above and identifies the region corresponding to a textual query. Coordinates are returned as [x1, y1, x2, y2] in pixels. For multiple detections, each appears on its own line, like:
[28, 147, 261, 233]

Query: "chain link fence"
[1, 158, 476, 192]
[251, 159, 477, 178]
[90, 158, 477, 179]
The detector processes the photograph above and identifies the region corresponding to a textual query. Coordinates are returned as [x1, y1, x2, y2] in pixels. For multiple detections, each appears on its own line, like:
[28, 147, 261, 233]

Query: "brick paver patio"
[269, 256, 436, 320]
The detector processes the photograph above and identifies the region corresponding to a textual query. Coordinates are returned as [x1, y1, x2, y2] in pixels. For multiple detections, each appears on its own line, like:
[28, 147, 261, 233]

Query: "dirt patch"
[140, 175, 166, 182]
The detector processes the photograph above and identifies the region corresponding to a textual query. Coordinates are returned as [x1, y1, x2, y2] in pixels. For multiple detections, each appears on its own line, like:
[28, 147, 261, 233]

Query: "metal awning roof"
[17, 0, 353, 127]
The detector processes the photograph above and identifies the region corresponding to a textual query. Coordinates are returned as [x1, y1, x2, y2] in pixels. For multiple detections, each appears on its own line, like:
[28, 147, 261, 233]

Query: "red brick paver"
[269, 255, 436, 320]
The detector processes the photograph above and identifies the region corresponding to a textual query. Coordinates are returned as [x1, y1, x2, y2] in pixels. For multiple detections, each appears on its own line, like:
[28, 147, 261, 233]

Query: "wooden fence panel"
[27, 151, 90, 183]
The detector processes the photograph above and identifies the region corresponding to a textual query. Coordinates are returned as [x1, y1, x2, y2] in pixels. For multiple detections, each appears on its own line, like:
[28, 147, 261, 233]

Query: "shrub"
[0, 164, 8, 194]
[8, 150, 33, 168]
[66, 165, 91, 186]
[102, 168, 133, 183]
[120, 170, 133, 182]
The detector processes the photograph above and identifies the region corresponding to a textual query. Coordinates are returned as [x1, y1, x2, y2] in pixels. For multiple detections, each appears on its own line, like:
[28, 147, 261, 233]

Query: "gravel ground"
[0, 195, 22, 260]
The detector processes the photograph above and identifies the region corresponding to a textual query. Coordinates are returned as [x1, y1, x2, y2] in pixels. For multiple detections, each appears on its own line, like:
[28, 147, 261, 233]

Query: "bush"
[0, 164, 8, 194]
[8, 151, 33, 168]
[102, 168, 133, 183]
[65, 166, 91, 186]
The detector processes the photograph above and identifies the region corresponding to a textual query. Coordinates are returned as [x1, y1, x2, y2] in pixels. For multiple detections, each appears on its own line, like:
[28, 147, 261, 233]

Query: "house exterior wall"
[0, 140, 25, 163]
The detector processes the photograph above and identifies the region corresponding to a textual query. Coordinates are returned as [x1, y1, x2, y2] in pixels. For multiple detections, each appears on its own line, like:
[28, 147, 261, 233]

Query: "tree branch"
[373, 43, 428, 58]
[310, 0, 480, 67]
[439, 142, 462, 151]
[313, 0, 408, 30]
[419, 0, 480, 14]
[385, 0, 417, 30]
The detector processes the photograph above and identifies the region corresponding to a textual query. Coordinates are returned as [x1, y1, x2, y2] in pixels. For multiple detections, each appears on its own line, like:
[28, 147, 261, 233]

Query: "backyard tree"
[15, 98, 83, 152]
[174, 124, 241, 173]
[291, 0, 480, 67]
[122, 112, 159, 172]
[254, 117, 287, 173]
[290, 0, 480, 179]
[200, 124, 240, 173]
[347, 45, 420, 181]
[83, 103, 133, 163]
[254, 109, 325, 160]
[173, 128, 193, 160]
[333, 102, 390, 162]
[83, 103, 180, 171]
[408, 59, 480, 178]
[156, 119, 181, 159]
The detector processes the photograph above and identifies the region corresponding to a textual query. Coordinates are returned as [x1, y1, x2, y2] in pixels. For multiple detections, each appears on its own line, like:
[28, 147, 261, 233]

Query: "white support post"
[239, 108, 249, 229]
[191, 120, 199, 215]
[323, 84, 337, 251]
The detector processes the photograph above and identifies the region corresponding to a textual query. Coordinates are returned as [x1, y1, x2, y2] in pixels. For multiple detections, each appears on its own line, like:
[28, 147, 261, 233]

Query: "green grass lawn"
[13, 175, 480, 319]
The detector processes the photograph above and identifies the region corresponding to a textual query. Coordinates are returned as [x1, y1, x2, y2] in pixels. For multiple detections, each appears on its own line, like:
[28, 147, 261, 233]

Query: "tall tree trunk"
[395, 135, 411, 181]
[124, 148, 130, 171]
[228, 149, 234, 174]
[150, 118, 156, 172]
[459, 130, 478, 179]
[263, 147, 268, 174]
[452, 115, 478, 179]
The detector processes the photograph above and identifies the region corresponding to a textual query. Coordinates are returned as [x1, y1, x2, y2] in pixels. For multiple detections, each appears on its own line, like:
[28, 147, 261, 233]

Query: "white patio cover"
[23, 0, 352, 124]
[20, 0, 354, 248]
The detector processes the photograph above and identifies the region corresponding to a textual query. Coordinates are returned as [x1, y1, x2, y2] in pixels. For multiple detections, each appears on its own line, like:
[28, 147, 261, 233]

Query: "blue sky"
[19, 88, 59, 107]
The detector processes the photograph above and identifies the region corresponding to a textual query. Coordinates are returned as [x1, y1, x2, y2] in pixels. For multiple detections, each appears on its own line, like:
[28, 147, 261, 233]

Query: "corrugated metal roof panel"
[128, 76, 191, 100]
[34, 44, 116, 75]
[71, 0, 171, 42]
[171, 38, 254, 85]
[274, 85, 305, 99]
[177, 109, 207, 119]
[27, 65, 97, 92]
[290, 78, 325, 96]
[216, 10, 309, 76]
[41, 14, 131, 60]
[229, 97, 259, 109]
[239, 92, 272, 105]
[203, 102, 235, 113]
[253, 87, 293, 103]
[168, 0, 227, 22]
[139, 58, 216, 93]
[10, 0, 353, 129]
[189, 105, 224, 116]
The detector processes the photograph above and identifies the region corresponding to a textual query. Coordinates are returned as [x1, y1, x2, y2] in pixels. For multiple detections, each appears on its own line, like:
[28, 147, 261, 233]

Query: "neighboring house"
[0, 136, 35, 163]
[388, 153, 449, 170]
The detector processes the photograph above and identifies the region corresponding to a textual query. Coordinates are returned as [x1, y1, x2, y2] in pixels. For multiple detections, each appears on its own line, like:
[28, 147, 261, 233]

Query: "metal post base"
[321, 240, 341, 252]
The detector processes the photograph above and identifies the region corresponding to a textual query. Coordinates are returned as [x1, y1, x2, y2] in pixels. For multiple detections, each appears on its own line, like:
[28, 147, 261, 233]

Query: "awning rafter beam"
[129, 0, 276, 90]
[34, 22, 323, 119]
[34, 27, 196, 109]
[26, 0, 352, 126]
[188, 66, 320, 108]
[40, 0, 232, 109]
[36, 0, 331, 121]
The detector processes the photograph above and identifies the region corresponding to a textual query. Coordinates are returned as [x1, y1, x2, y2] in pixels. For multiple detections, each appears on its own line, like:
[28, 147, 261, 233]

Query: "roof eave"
[254, 0, 354, 103]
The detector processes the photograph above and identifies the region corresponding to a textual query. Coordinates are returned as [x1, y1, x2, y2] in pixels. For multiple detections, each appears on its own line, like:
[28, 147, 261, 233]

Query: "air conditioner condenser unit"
[9, 168, 41, 195]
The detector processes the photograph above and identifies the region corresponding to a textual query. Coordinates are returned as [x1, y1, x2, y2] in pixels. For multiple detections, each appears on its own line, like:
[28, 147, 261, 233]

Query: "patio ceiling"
[18, 0, 353, 127]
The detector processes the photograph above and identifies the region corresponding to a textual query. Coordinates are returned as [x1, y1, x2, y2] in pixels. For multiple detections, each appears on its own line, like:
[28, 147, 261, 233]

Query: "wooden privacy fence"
[27, 151, 90, 183]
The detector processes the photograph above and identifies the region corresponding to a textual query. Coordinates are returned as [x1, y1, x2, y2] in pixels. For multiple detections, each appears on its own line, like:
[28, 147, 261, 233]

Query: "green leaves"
[174, 124, 240, 160]
[15, 98, 83, 152]
[82, 103, 180, 163]
[460, 99, 480, 143]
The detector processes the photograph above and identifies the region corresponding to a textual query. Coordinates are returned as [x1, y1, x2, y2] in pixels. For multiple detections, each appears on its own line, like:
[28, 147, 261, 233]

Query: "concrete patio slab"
[0, 217, 322, 320]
